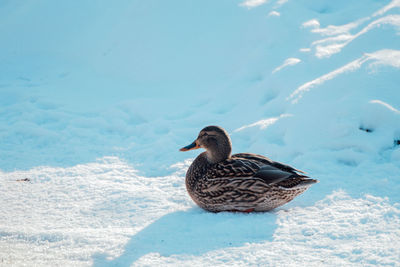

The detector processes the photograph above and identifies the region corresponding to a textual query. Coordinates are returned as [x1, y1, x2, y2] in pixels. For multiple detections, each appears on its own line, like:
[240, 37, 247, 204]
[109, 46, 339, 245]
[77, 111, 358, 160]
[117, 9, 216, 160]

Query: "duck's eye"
[199, 132, 209, 138]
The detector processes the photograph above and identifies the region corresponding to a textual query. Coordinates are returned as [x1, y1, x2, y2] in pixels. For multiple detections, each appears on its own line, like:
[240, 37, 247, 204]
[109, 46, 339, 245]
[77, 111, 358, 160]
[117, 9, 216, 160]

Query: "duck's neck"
[205, 140, 232, 164]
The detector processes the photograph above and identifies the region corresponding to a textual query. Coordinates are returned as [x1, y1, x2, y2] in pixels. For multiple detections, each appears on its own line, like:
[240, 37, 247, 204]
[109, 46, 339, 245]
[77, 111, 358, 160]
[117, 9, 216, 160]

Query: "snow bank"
[1, 0, 400, 265]
[288, 49, 400, 103]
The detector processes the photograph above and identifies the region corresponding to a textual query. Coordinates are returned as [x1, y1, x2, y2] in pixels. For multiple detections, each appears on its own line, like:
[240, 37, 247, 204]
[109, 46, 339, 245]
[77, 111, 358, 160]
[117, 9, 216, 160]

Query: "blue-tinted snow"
[1, 0, 400, 266]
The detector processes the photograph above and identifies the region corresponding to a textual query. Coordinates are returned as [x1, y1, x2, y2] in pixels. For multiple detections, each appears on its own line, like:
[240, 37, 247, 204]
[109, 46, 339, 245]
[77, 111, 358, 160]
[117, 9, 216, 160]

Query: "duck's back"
[210, 153, 311, 186]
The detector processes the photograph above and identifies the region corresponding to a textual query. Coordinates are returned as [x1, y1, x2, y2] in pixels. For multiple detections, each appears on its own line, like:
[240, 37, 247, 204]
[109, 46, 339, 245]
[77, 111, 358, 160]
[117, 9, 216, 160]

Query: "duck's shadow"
[92, 208, 277, 266]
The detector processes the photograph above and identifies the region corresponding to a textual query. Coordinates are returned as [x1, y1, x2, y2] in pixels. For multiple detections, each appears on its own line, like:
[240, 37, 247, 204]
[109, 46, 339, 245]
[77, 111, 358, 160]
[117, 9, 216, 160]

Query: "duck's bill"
[179, 141, 200, 151]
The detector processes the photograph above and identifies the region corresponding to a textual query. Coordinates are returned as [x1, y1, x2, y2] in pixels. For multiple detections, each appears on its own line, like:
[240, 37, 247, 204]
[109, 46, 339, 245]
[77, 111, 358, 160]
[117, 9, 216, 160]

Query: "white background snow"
[1, 0, 400, 266]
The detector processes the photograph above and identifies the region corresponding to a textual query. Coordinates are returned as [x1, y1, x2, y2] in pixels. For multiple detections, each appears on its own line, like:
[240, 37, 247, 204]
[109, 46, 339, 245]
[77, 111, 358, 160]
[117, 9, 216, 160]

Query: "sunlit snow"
[1, 0, 400, 266]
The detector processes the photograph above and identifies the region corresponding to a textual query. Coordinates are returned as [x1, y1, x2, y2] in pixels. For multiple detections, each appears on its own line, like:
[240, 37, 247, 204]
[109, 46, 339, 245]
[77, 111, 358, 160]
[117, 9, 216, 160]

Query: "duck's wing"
[199, 157, 316, 207]
[232, 153, 306, 174]
[208, 154, 308, 186]
[253, 164, 303, 185]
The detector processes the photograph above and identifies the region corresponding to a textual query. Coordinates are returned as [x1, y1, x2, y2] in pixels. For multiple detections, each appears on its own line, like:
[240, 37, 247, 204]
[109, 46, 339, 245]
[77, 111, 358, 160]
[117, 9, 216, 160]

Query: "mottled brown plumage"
[180, 126, 318, 212]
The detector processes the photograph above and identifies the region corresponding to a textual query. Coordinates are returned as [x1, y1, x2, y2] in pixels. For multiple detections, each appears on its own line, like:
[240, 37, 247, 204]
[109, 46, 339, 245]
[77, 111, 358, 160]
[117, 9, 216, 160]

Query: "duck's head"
[180, 126, 232, 164]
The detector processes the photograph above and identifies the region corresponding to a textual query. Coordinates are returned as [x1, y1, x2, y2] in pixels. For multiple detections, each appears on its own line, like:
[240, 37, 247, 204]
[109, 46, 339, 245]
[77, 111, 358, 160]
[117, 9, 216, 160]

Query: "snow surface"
[1, 0, 400, 266]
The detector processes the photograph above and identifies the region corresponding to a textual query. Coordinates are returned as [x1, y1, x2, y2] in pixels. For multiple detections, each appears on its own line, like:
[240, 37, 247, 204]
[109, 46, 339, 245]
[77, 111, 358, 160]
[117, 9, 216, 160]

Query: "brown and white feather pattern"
[185, 152, 317, 212]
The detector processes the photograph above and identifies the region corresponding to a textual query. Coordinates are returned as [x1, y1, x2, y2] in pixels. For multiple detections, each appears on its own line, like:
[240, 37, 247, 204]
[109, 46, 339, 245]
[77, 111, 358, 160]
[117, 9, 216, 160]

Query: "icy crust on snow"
[1, 159, 400, 266]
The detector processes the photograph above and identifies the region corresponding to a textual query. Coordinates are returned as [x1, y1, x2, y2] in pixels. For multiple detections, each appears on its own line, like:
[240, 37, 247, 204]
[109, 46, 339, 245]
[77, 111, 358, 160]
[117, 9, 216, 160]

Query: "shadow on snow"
[92, 208, 277, 266]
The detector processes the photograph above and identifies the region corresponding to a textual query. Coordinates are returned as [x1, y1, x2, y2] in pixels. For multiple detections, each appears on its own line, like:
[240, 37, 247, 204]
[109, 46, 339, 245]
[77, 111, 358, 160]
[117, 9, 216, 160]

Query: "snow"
[240, 0, 268, 8]
[268, 11, 281, 17]
[299, 48, 311, 53]
[288, 49, 400, 103]
[1, 160, 399, 266]
[369, 100, 400, 114]
[275, 0, 288, 7]
[373, 0, 400, 17]
[1, 0, 400, 266]
[302, 19, 321, 29]
[307, 6, 400, 58]
[272, 58, 301, 73]
[234, 114, 292, 132]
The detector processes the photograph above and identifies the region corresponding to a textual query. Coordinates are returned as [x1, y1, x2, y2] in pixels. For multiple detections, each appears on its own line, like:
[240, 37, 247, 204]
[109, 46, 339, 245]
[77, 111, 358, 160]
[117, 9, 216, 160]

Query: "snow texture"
[272, 58, 301, 73]
[1, 0, 400, 266]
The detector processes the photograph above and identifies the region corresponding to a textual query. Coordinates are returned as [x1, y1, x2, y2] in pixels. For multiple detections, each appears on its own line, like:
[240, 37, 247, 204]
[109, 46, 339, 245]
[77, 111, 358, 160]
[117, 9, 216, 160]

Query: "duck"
[180, 125, 317, 212]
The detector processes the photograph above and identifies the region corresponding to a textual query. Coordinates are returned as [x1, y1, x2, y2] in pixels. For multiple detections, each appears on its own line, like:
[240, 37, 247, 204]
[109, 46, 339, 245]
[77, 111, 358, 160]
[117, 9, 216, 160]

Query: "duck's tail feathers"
[294, 178, 318, 189]
[278, 177, 318, 190]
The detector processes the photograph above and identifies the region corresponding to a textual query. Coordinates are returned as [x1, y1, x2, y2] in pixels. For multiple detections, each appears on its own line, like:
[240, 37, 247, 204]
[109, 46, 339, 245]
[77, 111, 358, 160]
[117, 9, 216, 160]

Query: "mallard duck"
[180, 126, 317, 212]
